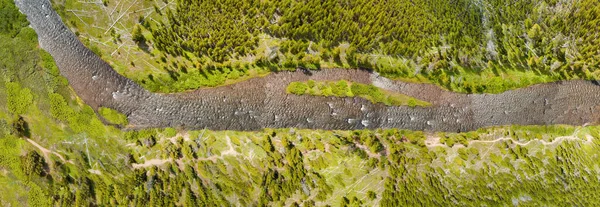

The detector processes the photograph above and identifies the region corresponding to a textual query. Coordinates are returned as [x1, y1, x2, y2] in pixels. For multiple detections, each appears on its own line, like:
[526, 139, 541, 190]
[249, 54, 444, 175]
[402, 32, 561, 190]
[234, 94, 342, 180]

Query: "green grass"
[287, 80, 431, 107]
[98, 107, 129, 126]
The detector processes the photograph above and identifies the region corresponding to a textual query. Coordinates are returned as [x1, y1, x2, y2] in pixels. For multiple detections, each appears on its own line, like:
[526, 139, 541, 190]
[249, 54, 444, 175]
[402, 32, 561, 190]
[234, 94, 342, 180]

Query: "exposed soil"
[16, 0, 600, 132]
[131, 158, 171, 169]
[27, 138, 72, 164]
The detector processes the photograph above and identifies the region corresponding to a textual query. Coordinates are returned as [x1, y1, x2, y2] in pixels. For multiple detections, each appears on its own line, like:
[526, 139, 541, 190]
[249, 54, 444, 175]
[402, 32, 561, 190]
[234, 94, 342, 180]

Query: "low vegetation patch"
[286, 80, 430, 107]
[98, 107, 128, 126]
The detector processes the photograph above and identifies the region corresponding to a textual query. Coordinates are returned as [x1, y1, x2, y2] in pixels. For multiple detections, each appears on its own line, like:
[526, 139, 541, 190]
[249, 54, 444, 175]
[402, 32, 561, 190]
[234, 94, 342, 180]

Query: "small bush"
[332, 80, 349, 97]
[407, 98, 417, 108]
[132, 25, 145, 44]
[286, 82, 308, 95]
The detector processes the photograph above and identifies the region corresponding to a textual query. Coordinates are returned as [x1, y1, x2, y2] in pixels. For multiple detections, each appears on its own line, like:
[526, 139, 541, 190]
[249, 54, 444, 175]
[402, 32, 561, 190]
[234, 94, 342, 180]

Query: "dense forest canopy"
[53, 0, 600, 93]
[153, 0, 599, 72]
[154, 0, 484, 62]
[0, 0, 28, 37]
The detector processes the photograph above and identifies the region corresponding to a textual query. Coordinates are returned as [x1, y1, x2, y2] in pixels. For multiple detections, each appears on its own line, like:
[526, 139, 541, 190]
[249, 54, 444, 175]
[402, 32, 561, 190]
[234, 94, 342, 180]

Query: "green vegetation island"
[2, 0, 600, 206]
[286, 80, 431, 107]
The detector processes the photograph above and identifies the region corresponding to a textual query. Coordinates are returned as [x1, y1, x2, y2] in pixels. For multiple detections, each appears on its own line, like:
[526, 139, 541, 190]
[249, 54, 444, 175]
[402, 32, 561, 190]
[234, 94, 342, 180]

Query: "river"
[15, 0, 600, 132]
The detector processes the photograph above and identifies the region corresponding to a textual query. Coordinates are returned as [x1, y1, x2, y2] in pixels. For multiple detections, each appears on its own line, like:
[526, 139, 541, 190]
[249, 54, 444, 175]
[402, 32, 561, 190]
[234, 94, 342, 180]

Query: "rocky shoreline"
[15, 0, 600, 132]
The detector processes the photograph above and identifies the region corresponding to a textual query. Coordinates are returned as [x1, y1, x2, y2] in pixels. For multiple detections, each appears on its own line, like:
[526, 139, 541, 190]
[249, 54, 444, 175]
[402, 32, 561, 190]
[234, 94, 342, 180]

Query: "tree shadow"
[137, 41, 150, 53]
[12, 116, 30, 138]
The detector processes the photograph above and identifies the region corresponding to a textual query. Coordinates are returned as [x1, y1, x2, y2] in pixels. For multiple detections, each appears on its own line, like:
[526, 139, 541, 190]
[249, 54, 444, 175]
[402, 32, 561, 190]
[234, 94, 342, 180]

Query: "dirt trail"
[26, 138, 73, 164]
[353, 142, 381, 158]
[470, 134, 592, 146]
[425, 135, 446, 147]
[133, 136, 241, 168]
[132, 158, 172, 169]
[425, 127, 591, 148]
[219, 136, 240, 157]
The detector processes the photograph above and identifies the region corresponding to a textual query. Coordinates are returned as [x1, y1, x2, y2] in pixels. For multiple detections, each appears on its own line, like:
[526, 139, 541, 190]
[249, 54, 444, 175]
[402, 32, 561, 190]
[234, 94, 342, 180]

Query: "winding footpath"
[15, 0, 600, 132]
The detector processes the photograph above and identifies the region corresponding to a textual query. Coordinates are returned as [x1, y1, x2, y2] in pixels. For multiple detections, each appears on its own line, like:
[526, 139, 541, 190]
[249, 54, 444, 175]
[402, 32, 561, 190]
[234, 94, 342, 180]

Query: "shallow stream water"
[16, 0, 600, 131]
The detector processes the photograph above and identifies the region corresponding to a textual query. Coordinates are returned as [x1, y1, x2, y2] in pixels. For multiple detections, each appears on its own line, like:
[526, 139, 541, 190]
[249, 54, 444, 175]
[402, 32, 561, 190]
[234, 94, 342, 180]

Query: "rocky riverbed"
[15, 0, 600, 132]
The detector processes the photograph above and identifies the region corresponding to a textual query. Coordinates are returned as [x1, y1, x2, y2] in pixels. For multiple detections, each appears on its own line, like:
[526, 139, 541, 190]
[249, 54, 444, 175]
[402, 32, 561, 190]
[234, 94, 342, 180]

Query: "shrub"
[407, 98, 417, 108]
[132, 25, 145, 44]
[49, 93, 74, 121]
[332, 80, 349, 97]
[366, 85, 386, 103]
[350, 83, 369, 95]
[307, 80, 316, 88]
[125, 129, 157, 141]
[6, 82, 33, 115]
[286, 82, 308, 95]
[21, 150, 45, 178]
